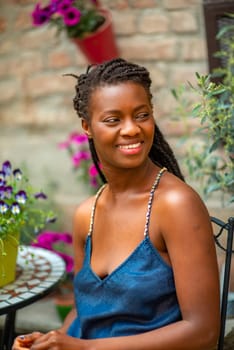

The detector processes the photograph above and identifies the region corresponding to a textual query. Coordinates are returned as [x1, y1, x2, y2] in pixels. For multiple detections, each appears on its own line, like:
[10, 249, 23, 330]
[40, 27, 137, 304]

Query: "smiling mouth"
[118, 142, 142, 150]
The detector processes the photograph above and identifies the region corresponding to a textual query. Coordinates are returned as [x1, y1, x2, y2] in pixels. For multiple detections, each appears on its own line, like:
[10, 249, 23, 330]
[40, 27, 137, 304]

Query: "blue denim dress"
[67, 168, 181, 338]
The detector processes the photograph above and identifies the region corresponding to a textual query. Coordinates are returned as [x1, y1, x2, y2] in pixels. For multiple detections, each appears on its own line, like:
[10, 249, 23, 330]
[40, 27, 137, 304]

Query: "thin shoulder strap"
[88, 184, 106, 236]
[144, 167, 167, 237]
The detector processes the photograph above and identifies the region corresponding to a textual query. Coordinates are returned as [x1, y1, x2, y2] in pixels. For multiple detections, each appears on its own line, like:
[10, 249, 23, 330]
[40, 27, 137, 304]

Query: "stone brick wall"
[0, 0, 232, 231]
[0, 0, 207, 127]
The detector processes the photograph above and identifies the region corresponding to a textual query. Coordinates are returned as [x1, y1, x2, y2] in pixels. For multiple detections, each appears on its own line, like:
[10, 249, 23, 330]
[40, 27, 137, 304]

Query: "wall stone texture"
[0, 0, 232, 232]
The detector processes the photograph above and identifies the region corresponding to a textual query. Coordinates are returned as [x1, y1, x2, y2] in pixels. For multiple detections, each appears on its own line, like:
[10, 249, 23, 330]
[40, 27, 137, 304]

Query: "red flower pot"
[72, 9, 119, 64]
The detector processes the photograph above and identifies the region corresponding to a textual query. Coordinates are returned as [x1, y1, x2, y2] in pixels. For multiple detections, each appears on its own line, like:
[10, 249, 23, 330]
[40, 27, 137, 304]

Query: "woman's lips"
[117, 142, 143, 154]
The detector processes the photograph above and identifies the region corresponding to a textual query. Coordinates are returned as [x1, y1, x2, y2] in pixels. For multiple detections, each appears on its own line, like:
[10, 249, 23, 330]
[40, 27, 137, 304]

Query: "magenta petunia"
[57, 0, 73, 14]
[32, 4, 53, 26]
[62, 7, 81, 26]
[31, 231, 73, 273]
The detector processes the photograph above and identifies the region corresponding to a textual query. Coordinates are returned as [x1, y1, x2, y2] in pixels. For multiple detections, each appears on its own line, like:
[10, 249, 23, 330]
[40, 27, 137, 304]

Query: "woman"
[13, 58, 220, 350]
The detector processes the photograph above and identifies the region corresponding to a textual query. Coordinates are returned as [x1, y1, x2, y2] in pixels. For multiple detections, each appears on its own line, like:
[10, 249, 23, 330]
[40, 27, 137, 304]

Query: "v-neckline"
[88, 235, 148, 283]
[87, 167, 167, 283]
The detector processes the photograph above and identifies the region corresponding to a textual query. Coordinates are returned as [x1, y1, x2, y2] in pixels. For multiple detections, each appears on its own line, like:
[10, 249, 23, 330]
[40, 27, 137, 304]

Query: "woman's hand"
[12, 332, 43, 349]
[17, 330, 81, 350]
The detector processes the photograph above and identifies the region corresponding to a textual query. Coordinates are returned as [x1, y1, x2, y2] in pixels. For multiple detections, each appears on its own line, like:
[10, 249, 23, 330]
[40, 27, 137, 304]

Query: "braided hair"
[69, 58, 184, 182]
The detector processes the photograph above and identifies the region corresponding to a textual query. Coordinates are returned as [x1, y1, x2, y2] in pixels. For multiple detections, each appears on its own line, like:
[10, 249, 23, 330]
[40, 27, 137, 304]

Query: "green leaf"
[209, 139, 222, 153]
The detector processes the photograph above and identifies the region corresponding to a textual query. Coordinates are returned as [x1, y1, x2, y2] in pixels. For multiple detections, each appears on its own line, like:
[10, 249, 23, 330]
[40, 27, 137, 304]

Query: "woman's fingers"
[16, 332, 43, 347]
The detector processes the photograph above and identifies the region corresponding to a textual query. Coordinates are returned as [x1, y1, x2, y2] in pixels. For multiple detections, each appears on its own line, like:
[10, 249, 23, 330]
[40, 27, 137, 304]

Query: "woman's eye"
[136, 113, 149, 120]
[103, 117, 119, 124]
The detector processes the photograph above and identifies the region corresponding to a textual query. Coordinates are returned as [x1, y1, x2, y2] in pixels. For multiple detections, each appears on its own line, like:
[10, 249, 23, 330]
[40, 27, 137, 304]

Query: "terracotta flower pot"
[72, 9, 119, 64]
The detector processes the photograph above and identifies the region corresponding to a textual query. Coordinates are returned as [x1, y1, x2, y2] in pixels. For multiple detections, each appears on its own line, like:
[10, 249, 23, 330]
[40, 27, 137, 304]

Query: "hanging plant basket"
[72, 9, 119, 64]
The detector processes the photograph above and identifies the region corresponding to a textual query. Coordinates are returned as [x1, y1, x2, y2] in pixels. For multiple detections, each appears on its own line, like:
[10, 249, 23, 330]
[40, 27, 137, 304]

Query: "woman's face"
[82, 82, 155, 171]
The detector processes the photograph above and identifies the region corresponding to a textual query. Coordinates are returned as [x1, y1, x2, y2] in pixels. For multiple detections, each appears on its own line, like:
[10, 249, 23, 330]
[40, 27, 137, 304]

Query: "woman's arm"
[12, 198, 92, 350]
[14, 181, 220, 350]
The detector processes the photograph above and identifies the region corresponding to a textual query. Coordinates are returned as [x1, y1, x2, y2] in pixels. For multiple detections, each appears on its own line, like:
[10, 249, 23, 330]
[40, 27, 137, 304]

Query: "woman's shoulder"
[155, 171, 212, 241]
[72, 194, 97, 239]
[158, 171, 208, 215]
[74, 194, 96, 223]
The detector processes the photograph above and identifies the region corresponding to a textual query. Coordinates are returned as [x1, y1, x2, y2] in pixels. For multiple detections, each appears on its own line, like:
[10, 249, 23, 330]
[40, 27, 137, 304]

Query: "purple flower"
[0, 186, 5, 199]
[15, 190, 27, 204]
[0, 200, 9, 214]
[13, 168, 22, 181]
[11, 202, 21, 215]
[62, 7, 81, 26]
[34, 192, 47, 199]
[0, 171, 5, 182]
[2, 161, 11, 176]
[32, 4, 53, 26]
[4, 186, 13, 199]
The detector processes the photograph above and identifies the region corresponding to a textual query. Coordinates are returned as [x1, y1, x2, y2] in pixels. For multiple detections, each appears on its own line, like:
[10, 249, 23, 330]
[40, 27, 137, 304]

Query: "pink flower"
[89, 164, 98, 177]
[70, 132, 88, 144]
[31, 231, 73, 273]
[63, 7, 81, 26]
[72, 151, 91, 167]
[58, 141, 70, 149]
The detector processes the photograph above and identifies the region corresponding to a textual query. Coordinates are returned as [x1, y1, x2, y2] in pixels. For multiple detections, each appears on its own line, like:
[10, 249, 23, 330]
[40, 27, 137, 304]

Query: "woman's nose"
[120, 119, 140, 136]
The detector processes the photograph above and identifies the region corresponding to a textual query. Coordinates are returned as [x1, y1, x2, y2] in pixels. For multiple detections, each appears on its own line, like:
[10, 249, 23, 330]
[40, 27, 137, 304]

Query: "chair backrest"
[211, 216, 234, 350]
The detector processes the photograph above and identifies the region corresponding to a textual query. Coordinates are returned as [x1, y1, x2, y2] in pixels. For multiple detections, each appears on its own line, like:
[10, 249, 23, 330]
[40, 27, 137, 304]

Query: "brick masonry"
[0, 0, 233, 233]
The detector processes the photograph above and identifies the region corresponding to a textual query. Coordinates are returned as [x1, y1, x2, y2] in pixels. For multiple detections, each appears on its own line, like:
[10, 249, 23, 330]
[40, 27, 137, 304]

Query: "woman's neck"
[101, 160, 160, 196]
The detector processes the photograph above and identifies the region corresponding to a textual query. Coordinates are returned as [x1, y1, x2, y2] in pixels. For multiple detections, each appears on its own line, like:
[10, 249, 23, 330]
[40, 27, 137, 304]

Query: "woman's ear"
[81, 119, 92, 138]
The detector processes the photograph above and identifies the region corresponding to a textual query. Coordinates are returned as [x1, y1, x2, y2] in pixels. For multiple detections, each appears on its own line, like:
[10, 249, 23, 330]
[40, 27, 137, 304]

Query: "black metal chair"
[211, 216, 234, 350]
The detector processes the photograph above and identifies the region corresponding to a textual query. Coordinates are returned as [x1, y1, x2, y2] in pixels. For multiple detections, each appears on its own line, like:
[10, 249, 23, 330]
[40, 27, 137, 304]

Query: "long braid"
[88, 139, 107, 184]
[69, 58, 184, 182]
[149, 125, 184, 180]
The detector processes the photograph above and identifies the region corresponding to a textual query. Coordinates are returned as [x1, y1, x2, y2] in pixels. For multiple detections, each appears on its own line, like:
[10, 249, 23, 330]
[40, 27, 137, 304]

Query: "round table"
[0, 246, 66, 350]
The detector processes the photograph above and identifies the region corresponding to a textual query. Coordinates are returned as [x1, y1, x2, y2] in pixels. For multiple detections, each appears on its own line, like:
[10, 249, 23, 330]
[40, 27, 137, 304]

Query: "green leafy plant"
[172, 18, 234, 205]
[31, 0, 105, 39]
[0, 160, 56, 253]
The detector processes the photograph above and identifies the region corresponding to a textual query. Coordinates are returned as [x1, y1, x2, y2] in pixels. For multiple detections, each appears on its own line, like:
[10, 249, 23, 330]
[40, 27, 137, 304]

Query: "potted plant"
[171, 19, 234, 206]
[58, 131, 102, 194]
[31, 0, 119, 64]
[0, 160, 56, 287]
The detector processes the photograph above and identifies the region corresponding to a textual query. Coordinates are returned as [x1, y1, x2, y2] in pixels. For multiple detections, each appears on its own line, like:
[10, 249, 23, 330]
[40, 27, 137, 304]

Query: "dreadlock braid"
[70, 58, 184, 182]
[149, 125, 184, 180]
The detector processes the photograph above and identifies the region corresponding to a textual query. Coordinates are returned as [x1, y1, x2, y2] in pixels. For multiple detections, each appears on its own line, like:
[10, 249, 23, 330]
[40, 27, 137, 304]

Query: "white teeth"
[119, 142, 141, 149]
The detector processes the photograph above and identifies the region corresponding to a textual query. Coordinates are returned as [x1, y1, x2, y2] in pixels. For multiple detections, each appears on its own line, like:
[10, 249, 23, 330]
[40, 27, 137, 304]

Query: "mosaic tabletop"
[0, 246, 66, 315]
